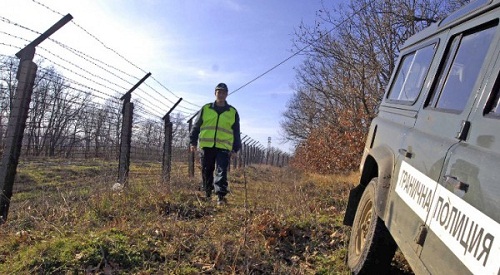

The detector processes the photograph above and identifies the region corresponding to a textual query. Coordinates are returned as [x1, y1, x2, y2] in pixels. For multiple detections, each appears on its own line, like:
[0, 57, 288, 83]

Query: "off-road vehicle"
[344, 0, 500, 274]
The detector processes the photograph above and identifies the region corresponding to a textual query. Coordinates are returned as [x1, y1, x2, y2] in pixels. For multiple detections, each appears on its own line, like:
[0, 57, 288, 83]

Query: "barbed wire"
[0, 29, 32, 46]
[35, 45, 179, 117]
[30, 0, 192, 109]
[37, 47, 130, 91]
[1, 2, 279, 154]
[136, 108, 164, 122]
[36, 67, 121, 103]
[1, 14, 205, 130]
[34, 54, 124, 97]
[0, 13, 187, 118]
[36, 67, 184, 120]
[0, 42, 22, 51]
[49, 37, 141, 84]
[148, 75, 201, 109]
[0, 15, 42, 37]
[31, 0, 147, 75]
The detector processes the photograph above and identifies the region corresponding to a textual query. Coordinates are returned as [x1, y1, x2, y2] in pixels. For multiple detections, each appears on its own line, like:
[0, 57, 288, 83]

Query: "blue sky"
[1, 0, 334, 152]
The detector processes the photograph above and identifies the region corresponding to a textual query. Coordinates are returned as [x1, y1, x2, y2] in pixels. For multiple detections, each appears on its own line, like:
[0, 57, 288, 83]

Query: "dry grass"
[0, 159, 412, 274]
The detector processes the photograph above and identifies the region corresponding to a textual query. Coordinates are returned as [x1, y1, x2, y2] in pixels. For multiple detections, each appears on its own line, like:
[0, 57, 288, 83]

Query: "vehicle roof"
[401, 0, 500, 49]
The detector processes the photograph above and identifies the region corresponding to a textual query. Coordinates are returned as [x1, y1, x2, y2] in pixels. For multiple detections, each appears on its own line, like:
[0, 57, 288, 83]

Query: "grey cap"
[215, 83, 228, 91]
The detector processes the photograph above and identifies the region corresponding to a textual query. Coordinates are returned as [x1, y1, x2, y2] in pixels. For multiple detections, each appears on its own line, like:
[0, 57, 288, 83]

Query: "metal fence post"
[0, 59, 37, 223]
[117, 73, 151, 185]
[0, 14, 72, 224]
[118, 94, 133, 185]
[162, 116, 172, 183]
[162, 98, 181, 183]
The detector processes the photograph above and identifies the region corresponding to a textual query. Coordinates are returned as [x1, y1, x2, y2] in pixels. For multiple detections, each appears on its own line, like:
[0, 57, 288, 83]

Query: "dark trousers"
[200, 147, 230, 197]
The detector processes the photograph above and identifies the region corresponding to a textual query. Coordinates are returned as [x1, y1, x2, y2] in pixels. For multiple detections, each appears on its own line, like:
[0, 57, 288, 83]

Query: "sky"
[0, 0, 335, 153]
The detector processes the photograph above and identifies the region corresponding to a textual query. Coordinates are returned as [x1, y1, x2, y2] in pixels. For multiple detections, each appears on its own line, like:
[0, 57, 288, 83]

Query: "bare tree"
[103, 97, 122, 159]
[80, 97, 122, 159]
[0, 56, 18, 152]
[284, 0, 469, 173]
[0, 56, 127, 161]
[23, 67, 92, 157]
[93, 104, 111, 158]
[26, 68, 53, 156]
[46, 80, 90, 157]
[171, 112, 189, 148]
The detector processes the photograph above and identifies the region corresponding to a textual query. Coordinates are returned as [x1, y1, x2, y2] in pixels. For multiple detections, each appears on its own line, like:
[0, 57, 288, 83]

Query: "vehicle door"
[397, 19, 499, 274]
[375, 40, 439, 263]
[420, 36, 500, 275]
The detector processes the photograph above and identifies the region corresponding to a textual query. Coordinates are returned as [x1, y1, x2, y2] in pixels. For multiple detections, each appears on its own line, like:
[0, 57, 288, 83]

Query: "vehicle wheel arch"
[368, 146, 395, 221]
[344, 146, 394, 226]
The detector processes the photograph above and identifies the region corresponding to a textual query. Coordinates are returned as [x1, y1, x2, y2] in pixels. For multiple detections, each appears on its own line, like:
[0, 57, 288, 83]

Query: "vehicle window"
[427, 24, 497, 112]
[387, 43, 436, 103]
[491, 91, 500, 115]
[485, 72, 500, 117]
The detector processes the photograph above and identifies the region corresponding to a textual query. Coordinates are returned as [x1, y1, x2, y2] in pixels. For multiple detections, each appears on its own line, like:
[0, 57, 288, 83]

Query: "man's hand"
[190, 145, 197, 152]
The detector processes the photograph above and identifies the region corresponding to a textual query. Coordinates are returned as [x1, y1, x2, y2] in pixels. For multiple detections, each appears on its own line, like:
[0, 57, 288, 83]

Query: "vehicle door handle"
[398, 148, 413, 159]
[443, 175, 469, 192]
[456, 120, 471, 141]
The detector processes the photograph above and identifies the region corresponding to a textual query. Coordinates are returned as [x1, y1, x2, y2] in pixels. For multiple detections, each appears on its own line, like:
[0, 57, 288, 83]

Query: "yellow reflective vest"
[199, 104, 237, 151]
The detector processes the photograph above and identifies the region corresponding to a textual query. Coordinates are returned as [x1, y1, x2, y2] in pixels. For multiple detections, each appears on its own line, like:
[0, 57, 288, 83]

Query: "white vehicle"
[343, 0, 500, 274]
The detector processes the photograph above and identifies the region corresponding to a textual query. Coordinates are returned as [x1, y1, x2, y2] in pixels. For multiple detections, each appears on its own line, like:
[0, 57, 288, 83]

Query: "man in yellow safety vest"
[189, 83, 241, 205]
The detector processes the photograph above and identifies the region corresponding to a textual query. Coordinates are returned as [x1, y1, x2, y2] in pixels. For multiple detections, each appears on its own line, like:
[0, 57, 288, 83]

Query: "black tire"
[347, 178, 397, 274]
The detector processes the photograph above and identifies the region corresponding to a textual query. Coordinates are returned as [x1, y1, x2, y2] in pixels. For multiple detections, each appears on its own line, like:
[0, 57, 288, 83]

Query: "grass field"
[0, 159, 413, 274]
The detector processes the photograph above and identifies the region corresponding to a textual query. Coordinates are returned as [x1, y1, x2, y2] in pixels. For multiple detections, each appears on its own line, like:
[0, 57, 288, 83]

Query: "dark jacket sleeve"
[189, 109, 203, 147]
[232, 111, 241, 153]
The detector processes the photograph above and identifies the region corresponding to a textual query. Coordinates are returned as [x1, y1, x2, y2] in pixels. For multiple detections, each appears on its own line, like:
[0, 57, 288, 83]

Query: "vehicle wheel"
[347, 178, 397, 274]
